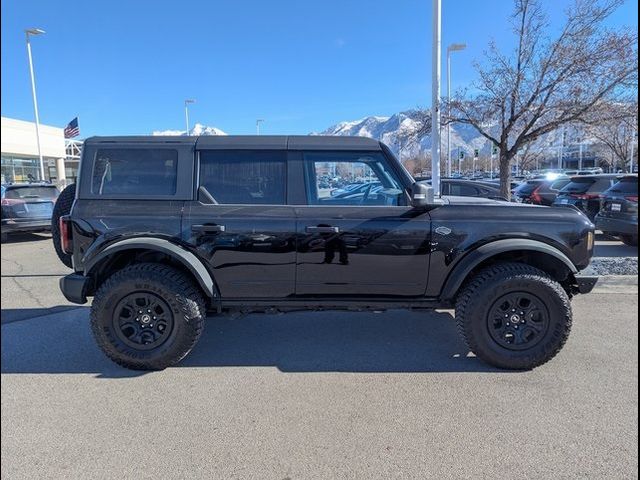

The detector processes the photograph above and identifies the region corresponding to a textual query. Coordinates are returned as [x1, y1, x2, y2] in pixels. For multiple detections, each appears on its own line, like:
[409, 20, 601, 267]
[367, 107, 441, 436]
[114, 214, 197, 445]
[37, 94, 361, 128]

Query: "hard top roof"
[83, 135, 382, 151]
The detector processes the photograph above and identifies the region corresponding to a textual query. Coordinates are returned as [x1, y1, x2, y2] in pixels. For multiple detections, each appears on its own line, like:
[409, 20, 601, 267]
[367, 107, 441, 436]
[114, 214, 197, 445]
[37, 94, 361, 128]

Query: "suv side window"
[449, 183, 479, 196]
[199, 150, 286, 205]
[91, 149, 178, 196]
[303, 151, 404, 206]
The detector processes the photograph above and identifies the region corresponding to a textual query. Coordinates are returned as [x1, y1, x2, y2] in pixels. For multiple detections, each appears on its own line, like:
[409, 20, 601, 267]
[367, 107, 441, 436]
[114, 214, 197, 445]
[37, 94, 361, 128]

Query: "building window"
[1, 155, 44, 183]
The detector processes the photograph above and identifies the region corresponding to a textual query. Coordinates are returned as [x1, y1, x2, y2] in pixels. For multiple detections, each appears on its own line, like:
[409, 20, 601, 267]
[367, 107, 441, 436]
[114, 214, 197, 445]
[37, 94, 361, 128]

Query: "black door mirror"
[410, 182, 434, 208]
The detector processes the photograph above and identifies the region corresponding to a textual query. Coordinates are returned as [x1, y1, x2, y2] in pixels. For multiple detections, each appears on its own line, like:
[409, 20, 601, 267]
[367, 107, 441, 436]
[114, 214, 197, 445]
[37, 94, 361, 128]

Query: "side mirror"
[410, 182, 434, 208]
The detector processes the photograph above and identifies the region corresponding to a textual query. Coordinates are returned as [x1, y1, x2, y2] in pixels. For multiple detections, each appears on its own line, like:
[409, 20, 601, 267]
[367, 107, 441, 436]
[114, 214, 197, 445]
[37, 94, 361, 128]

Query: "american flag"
[64, 117, 80, 138]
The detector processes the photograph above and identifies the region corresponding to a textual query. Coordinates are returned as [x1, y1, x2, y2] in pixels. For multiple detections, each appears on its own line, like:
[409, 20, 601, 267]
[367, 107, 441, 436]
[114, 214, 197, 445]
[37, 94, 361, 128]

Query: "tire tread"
[455, 262, 572, 370]
[90, 262, 206, 370]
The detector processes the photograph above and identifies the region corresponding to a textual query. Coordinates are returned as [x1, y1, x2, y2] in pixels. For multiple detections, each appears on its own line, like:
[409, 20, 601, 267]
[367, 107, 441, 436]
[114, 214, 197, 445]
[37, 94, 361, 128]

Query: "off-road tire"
[455, 262, 572, 370]
[91, 263, 206, 370]
[620, 235, 638, 247]
[51, 183, 76, 268]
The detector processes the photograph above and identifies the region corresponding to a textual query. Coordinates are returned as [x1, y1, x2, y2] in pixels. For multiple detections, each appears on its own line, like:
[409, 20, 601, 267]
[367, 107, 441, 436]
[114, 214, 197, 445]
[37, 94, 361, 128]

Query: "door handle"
[306, 226, 340, 233]
[192, 224, 226, 233]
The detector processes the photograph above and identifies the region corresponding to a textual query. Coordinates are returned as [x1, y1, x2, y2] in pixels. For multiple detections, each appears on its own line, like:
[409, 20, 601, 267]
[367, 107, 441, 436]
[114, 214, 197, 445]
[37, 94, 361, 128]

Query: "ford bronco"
[56, 135, 597, 370]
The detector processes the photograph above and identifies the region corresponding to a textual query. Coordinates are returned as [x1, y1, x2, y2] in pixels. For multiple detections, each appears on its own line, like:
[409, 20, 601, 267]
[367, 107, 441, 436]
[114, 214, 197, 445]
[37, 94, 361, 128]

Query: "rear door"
[292, 150, 431, 297]
[183, 147, 296, 299]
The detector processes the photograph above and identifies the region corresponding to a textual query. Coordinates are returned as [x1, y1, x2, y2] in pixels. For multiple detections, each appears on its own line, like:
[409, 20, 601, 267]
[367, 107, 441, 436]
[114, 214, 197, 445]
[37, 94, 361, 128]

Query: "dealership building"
[1, 116, 81, 186]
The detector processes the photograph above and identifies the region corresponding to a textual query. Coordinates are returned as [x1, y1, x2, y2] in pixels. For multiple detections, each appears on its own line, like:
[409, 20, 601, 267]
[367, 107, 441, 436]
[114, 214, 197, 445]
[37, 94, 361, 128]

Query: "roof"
[83, 135, 382, 151]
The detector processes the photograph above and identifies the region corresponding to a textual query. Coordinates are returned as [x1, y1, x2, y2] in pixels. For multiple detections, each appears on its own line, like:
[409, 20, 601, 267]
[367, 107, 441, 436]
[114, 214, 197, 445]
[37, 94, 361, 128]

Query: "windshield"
[560, 178, 596, 194]
[515, 180, 543, 195]
[4, 186, 58, 200]
[606, 177, 638, 195]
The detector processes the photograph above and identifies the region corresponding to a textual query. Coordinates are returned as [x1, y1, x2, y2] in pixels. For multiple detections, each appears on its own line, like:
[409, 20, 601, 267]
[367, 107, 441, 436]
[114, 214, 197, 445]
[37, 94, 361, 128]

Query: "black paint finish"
[63, 136, 597, 309]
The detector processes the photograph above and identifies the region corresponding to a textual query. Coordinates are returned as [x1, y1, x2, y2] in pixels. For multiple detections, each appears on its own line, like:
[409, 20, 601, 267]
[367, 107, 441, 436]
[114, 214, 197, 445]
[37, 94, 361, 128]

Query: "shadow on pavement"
[1, 306, 80, 325]
[1, 306, 506, 376]
[1, 232, 52, 244]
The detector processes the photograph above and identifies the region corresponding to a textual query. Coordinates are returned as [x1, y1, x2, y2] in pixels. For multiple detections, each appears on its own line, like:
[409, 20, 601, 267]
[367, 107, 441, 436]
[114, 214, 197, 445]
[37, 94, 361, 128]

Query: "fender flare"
[84, 237, 218, 298]
[440, 239, 578, 301]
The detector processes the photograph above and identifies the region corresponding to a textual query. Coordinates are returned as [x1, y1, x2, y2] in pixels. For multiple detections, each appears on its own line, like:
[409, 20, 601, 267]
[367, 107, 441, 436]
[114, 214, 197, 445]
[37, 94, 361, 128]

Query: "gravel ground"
[582, 256, 638, 276]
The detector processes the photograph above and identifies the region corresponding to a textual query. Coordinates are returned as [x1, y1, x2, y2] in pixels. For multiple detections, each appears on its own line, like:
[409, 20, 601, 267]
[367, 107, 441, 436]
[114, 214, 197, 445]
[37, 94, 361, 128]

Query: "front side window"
[199, 150, 286, 205]
[91, 149, 178, 196]
[303, 152, 404, 206]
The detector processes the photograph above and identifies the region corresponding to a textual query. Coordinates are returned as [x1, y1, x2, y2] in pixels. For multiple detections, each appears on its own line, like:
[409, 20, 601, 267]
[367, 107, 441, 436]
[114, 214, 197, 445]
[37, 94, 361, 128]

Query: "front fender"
[439, 239, 578, 301]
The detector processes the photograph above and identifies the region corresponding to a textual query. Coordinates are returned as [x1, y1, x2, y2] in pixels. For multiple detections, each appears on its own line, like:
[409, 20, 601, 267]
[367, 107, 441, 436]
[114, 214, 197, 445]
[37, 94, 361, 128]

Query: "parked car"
[578, 168, 604, 175]
[513, 178, 571, 206]
[57, 135, 596, 371]
[552, 174, 620, 220]
[1, 183, 59, 242]
[595, 175, 638, 246]
[421, 178, 508, 200]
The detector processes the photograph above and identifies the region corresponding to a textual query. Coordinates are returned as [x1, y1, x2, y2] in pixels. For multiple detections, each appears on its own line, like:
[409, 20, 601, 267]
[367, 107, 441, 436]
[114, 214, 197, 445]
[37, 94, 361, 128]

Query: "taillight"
[59, 215, 73, 254]
[531, 186, 543, 204]
[625, 195, 638, 203]
[570, 193, 600, 200]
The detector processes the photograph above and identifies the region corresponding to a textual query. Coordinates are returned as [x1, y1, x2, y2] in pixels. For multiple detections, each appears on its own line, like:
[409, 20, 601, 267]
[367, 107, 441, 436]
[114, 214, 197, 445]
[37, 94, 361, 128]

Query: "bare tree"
[448, 0, 638, 198]
[586, 102, 638, 172]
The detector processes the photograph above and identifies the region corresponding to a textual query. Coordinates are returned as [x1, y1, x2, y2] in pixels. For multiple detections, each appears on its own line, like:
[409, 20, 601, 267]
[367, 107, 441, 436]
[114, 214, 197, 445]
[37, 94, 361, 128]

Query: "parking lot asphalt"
[1, 232, 638, 479]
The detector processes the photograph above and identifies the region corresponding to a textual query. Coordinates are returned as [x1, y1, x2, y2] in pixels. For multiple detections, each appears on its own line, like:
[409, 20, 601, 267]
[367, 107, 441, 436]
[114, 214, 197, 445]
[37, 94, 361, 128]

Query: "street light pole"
[431, 0, 442, 196]
[25, 28, 46, 181]
[256, 119, 264, 135]
[446, 43, 466, 177]
[184, 99, 195, 135]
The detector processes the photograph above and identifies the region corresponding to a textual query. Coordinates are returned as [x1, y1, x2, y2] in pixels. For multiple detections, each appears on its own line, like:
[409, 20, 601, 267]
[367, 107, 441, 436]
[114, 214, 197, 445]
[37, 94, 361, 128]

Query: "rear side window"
[91, 149, 178, 196]
[4, 186, 58, 199]
[199, 150, 286, 204]
[560, 178, 596, 194]
[591, 178, 616, 192]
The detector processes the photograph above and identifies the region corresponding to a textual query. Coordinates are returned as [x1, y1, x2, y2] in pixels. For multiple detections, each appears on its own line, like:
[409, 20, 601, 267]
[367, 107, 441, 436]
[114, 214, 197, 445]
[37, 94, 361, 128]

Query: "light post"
[630, 124, 637, 173]
[431, 0, 442, 196]
[184, 99, 195, 135]
[256, 119, 264, 135]
[25, 28, 46, 181]
[446, 43, 466, 178]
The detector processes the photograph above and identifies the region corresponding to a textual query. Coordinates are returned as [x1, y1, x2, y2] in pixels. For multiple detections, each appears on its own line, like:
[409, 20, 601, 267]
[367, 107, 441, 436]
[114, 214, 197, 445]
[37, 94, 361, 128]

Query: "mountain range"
[151, 111, 592, 159]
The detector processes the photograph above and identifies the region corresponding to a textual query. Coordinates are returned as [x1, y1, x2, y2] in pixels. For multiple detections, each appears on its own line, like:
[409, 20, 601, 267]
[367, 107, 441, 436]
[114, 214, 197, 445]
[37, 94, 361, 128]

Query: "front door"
[183, 149, 296, 299]
[294, 151, 431, 297]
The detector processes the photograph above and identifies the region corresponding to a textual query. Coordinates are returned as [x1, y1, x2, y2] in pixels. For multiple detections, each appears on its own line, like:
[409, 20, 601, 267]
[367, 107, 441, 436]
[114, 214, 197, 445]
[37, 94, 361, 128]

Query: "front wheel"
[90, 263, 206, 370]
[455, 263, 572, 370]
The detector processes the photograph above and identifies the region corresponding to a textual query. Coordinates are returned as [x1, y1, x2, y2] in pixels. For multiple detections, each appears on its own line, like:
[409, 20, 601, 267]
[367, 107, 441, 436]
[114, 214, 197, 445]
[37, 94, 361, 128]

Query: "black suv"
[595, 175, 638, 246]
[552, 174, 620, 220]
[57, 136, 597, 371]
[1, 183, 59, 242]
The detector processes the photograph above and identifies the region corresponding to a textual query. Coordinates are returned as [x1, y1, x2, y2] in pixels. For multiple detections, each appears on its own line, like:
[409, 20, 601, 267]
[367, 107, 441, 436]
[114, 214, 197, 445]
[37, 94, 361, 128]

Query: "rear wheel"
[91, 263, 206, 370]
[51, 183, 76, 268]
[456, 262, 572, 370]
[620, 235, 638, 247]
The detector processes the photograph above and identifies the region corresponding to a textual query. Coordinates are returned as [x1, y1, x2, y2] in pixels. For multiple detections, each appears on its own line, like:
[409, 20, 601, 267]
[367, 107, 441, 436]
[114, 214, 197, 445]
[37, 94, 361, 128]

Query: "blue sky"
[1, 0, 637, 137]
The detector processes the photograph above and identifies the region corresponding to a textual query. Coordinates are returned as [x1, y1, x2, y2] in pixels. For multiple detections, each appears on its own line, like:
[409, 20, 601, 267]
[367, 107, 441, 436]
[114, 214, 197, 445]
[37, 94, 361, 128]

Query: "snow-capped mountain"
[317, 110, 488, 158]
[152, 123, 227, 136]
[316, 110, 597, 158]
